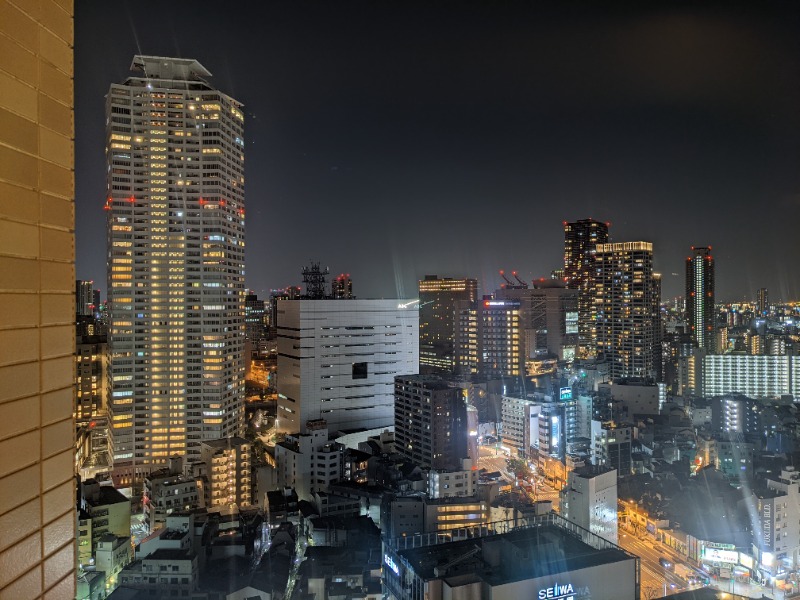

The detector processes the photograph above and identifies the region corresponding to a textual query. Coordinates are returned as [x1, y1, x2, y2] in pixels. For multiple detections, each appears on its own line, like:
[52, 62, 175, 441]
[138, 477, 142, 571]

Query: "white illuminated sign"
[702, 547, 738, 564]
[538, 583, 590, 600]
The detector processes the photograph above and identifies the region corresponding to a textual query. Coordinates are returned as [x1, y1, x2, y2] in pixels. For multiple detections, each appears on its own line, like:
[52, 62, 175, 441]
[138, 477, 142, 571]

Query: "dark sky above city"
[75, 1, 800, 302]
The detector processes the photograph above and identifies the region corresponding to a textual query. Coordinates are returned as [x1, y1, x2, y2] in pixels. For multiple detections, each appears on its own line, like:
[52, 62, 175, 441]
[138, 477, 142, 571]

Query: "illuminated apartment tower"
[686, 246, 715, 353]
[106, 56, 246, 486]
[331, 274, 354, 299]
[594, 242, 660, 381]
[419, 275, 478, 374]
[200, 437, 253, 508]
[563, 219, 609, 357]
[757, 287, 769, 317]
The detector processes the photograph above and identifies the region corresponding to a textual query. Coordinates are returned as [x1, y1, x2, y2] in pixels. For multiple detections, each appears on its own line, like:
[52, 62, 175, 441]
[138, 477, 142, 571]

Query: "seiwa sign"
[538, 582, 590, 599]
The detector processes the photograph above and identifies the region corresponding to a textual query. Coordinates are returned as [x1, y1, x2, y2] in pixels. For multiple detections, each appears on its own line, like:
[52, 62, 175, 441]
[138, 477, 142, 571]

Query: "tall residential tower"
[594, 242, 660, 381]
[564, 219, 609, 358]
[686, 246, 715, 353]
[106, 56, 246, 486]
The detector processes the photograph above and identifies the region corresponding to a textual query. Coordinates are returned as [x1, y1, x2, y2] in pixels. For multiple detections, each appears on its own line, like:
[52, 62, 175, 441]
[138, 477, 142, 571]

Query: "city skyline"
[75, 2, 800, 302]
[6, 2, 800, 598]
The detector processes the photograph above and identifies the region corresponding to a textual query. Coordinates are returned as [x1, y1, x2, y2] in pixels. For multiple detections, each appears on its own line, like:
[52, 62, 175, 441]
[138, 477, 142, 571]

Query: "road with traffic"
[618, 530, 696, 598]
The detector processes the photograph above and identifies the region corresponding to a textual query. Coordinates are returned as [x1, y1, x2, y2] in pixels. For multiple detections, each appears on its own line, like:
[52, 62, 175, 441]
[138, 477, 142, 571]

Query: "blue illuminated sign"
[384, 554, 399, 576]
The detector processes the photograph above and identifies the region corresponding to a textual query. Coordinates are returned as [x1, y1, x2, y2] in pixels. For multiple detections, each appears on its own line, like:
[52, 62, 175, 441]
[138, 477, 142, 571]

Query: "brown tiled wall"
[0, 0, 76, 598]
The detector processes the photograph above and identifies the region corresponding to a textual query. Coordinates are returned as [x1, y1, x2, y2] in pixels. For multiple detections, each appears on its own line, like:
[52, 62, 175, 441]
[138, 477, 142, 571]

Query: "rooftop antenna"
[301, 262, 329, 299]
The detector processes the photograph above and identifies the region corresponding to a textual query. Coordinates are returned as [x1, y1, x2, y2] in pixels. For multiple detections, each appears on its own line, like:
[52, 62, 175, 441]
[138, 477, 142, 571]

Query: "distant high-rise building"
[498, 279, 579, 362]
[454, 300, 479, 376]
[331, 273, 354, 299]
[564, 219, 610, 358]
[0, 2, 77, 596]
[394, 375, 469, 471]
[268, 285, 302, 334]
[418, 275, 478, 374]
[245, 291, 267, 351]
[77, 279, 95, 316]
[479, 297, 521, 379]
[276, 299, 419, 434]
[757, 287, 769, 317]
[75, 334, 108, 422]
[686, 246, 715, 353]
[594, 242, 660, 380]
[106, 56, 246, 486]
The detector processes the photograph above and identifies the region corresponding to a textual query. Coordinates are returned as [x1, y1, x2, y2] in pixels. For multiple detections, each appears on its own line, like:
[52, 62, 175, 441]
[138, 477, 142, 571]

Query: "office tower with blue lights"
[686, 246, 715, 353]
[564, 219, 610, 358]
[106, 56, 246, 486]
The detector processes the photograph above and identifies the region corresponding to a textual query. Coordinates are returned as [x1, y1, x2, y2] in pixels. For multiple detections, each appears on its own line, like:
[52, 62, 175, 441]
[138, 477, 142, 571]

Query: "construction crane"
[499, 270, 529, 290]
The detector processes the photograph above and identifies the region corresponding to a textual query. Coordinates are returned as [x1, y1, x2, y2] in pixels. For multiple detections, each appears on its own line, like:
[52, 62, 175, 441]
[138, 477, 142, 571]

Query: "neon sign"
[384, 554, 399, 576]
[538, 582, 589, 599]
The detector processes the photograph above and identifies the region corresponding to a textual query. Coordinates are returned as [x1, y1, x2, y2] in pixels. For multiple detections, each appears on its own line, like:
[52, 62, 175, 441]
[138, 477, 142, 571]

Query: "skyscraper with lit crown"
[594, 241, 660, 381]
[106, 56, 246, 486]
[686, 246, 715, 353]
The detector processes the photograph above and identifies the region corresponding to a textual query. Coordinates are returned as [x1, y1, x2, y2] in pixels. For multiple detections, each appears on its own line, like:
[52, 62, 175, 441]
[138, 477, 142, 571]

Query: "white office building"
[561, 466, 618, 545]
[106, 56, 246, 486]
[501, 395, 540, 455]
[276, 299, 418, 434]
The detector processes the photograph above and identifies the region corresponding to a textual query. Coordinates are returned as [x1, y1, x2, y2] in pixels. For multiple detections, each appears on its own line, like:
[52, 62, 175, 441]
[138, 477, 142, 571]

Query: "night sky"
[75, 1, 800, 302]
